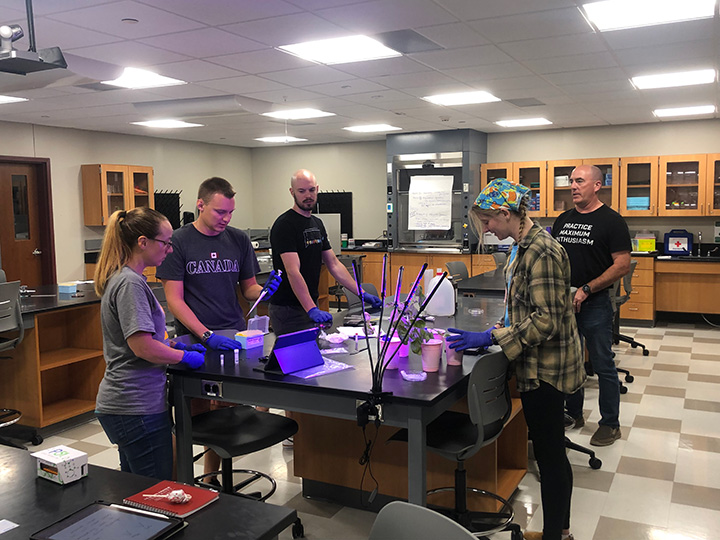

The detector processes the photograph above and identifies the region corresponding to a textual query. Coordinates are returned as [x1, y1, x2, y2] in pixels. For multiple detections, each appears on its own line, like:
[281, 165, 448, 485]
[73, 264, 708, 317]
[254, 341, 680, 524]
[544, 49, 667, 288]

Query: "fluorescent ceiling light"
[278, 35, 401, 65]
[343, 124, 401, 133]
[0, 95, 28, 104]
[495, 118, 553, 128]
[131, 119, 202, 128]
[255, 136, 308, 143]
[632, 69, 716, 89]
[103, 67, 186, 89]
[423, 90, 500, 106]
[262, 108, 335, 120]
[582, 0, 716, 31]
[653, 105, 715, 118]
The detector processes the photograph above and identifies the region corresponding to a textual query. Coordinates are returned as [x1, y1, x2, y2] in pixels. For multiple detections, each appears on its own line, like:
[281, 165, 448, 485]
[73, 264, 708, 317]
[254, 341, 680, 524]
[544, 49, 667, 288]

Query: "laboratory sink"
[675, 256, 720, 262]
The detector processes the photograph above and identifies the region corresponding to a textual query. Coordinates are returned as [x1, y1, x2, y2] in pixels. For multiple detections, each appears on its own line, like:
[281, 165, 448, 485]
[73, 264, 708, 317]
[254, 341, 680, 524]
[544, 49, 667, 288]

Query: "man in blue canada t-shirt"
[552, 164, 631, 447]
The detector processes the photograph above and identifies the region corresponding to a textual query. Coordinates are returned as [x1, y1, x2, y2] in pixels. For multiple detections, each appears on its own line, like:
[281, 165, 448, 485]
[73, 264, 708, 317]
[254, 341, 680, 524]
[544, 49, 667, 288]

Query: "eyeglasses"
[149, 237, 174, 249]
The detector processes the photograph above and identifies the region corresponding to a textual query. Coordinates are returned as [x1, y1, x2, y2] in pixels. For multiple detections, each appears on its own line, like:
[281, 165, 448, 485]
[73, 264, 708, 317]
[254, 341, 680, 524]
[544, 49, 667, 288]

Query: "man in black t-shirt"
[552, 165, 631, 447]
[269, 169, 381, 335]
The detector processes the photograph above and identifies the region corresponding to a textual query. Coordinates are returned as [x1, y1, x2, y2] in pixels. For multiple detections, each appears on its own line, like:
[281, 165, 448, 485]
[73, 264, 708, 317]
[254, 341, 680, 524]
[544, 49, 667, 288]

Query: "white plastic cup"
[381, 335, 402, 369]
[445, 333, 463, 366]
[421, 339, 443, 372]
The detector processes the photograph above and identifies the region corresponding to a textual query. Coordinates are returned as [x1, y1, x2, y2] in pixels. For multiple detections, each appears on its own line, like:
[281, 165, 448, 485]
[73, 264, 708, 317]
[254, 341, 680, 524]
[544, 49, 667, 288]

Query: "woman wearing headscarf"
[447, 179, 585, 540]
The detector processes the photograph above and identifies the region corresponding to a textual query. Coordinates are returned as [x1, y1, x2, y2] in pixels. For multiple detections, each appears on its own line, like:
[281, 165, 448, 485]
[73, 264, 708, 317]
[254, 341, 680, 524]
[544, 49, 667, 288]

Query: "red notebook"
[123, 480, 219, 518]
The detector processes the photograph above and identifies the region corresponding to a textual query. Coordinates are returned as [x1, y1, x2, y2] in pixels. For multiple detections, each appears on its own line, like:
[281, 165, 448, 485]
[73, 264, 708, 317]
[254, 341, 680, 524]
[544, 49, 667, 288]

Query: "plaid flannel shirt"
[493, 224, 585, 394]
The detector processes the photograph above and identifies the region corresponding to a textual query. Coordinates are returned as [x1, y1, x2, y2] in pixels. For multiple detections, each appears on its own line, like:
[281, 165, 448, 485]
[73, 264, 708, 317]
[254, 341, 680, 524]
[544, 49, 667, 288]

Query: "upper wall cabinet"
[658, 154, 707, 217]
[82, 164, 154, 226]
[707, 154, 720, 217]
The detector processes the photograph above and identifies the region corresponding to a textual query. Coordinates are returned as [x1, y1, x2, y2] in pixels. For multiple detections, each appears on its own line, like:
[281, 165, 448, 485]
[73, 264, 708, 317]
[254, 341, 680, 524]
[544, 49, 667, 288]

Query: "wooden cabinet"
[480, 162, 513, 187]
[619, 156, 659, 216]
[706, 154, 720, 217]
[619, 257, 655, 323]
[82, 164, 154, 226]
[658, 154, 707, 217]
[513, 161, 547, 217]
[0, 303, 104, 427]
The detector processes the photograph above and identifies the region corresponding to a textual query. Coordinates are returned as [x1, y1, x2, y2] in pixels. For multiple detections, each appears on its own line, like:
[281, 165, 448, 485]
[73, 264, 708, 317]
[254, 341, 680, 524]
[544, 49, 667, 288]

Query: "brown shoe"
[590, 425, 621, 446]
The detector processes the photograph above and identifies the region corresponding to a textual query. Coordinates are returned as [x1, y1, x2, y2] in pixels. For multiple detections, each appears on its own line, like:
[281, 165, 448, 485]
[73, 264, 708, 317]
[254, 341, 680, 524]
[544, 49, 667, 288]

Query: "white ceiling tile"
[211, 49, 314, 74]
[413, 22, 489, 49]
[67, 40, 192, 66]
[261, 65, 356, 87]
[136, 0, 302, 26]
[434, 0, 577, 21]
[523, 52, 619, 74]
[154, 60, 245, 82]
[140, 29, 265, 58]
[469, 7, 590, 43]
[410, 45, 514, 70]
[221, 12, 348, 47]
[316, 0, 458, 34]
[48, 1, 205, 39]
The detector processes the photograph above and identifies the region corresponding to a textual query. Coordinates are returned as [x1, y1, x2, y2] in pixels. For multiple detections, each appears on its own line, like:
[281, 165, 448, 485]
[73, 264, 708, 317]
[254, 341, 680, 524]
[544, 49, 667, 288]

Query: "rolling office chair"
[445, 261, 469, 284]
[388, 350, 522, 540]
[369, 501, 478, 540]
[0, 280, 43, 449]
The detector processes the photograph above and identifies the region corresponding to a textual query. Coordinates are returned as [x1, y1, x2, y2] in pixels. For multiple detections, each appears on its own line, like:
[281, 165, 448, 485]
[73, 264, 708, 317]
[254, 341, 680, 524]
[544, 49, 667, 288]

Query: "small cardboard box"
[235, 329, 264, 349]
[31, 445, 88, 484]
[58, 282, 77, 294]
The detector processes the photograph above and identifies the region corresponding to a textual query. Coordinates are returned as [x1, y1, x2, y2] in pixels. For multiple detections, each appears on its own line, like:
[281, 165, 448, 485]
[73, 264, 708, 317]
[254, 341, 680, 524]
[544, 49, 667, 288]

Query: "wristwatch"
[581, 284, 592, 295]
[200, 330, 214, 343]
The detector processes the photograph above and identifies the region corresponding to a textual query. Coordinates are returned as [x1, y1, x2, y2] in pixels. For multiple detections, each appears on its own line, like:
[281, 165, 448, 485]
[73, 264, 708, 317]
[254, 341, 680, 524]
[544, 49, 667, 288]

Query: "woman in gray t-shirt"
[94, 207, 205, 480]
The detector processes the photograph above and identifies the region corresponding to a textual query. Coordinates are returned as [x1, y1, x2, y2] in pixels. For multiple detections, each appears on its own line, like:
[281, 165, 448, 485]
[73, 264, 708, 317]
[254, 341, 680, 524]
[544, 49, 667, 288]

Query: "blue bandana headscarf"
[474, 178, 530, 211]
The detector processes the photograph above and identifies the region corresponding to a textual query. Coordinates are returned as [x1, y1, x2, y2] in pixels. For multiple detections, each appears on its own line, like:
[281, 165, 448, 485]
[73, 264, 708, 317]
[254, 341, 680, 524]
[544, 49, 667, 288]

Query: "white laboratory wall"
[250, 140, 387, 241]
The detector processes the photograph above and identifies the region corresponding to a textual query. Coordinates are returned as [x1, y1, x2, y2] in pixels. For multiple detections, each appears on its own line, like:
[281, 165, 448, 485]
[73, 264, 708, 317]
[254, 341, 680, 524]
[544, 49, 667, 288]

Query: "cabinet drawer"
[630, 268, 653, 287]
[632, 257, 654, 271]
[620, 301, 654, 320]
[627, 285, 653, 304]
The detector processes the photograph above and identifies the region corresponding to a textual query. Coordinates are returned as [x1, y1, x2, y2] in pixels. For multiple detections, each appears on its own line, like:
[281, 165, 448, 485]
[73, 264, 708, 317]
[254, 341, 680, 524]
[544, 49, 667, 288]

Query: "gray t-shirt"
[96, 266, 169, 415]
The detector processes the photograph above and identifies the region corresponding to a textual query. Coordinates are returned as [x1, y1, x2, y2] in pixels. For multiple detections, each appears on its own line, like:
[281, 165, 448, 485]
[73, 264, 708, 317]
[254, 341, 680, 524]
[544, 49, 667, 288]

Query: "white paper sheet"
[408, 175, 453, 230]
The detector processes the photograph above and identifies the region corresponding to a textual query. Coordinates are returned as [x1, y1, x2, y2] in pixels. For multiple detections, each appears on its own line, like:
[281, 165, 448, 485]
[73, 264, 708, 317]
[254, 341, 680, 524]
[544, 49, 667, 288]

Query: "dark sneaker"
[590, 425, 621, 446]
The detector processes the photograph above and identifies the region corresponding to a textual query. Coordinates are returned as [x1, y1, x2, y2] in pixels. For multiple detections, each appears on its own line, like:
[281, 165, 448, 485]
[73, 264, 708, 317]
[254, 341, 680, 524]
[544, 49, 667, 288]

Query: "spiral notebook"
[123, 480, 218, 518]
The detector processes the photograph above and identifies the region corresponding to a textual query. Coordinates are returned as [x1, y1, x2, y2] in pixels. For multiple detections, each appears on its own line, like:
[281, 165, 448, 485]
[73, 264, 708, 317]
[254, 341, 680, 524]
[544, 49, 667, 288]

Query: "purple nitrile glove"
[206, 333, 242, 351]
[307, 307, 333, 324]
[262, 270, 282, 299]
[362, 292, 383, 309]
[172, 341, 207, 353]
[446, 327, 494, 351]
[180, 350, 205, 369]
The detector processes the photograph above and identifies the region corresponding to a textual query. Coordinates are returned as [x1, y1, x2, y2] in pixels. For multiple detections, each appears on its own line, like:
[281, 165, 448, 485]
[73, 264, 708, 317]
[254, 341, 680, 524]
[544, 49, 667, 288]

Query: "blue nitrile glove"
[362, 292, 383, 309]
[172, 341, 207, 353]
[206, 333, 242, 351]
[446, 327, 494, 351]
[262, 270, 282, 299]
[308, 307, 333, 324]
[180, 350, 205, 369]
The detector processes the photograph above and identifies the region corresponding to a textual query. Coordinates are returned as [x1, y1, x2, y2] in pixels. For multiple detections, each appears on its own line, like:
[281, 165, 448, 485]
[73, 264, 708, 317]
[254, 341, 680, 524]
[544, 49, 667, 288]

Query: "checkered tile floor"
[23, 320, 720, 539]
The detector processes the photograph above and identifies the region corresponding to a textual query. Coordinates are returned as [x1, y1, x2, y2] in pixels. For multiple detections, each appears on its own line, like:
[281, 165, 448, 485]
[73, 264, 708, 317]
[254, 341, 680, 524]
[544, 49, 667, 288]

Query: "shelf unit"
[0, 303, 104, 427]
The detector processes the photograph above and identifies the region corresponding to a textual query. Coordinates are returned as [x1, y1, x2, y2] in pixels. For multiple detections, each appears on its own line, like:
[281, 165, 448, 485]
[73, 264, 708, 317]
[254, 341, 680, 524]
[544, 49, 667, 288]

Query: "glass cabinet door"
[104, 167, 127, 218]
[583, 158, 619, 211]
[619, 156, 658, 216]
[129, 166, 154, 210]
[547, 160, 581, 217]
[658, 154, 706, 217]
[513, 161, 547, 217]
[706, 154, 720, 216]
[480, 162, 513, 189]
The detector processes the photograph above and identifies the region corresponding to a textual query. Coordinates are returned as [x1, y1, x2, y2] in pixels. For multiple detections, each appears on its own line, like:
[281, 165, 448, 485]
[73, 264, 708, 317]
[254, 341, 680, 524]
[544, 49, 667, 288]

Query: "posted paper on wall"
[408, 175, 453, 230]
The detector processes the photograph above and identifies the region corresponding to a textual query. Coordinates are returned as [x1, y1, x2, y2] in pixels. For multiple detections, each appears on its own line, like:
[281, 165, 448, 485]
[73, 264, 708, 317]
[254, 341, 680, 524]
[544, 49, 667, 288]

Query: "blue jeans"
[566, 291, 620, 428]
[97, 411, 173, 480]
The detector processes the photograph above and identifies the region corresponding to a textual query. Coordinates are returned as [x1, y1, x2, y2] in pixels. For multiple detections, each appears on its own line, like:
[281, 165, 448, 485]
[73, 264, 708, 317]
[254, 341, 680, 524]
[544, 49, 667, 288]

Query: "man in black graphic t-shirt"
[269, 169, 381, 335]
[552, 165, 631, 447]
